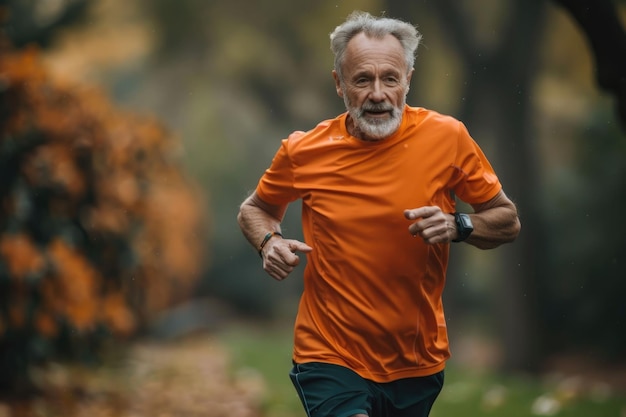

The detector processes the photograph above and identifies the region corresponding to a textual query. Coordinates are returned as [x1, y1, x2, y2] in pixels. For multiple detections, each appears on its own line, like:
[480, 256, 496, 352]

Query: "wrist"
[258, 231, 283, 257]
[452, 212, 473, 242]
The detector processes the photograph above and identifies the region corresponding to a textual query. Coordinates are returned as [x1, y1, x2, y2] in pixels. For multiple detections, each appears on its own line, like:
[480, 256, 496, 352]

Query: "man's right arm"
[237, 191, 287, 248]
[237, 191, 312, 280]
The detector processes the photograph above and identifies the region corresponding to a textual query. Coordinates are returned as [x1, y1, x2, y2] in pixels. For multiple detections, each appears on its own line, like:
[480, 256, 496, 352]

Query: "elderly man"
[237, 11, 520, 417]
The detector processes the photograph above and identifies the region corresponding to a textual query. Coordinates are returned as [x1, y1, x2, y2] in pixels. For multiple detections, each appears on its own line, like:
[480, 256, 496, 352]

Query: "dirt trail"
[0, 335, 267, 417]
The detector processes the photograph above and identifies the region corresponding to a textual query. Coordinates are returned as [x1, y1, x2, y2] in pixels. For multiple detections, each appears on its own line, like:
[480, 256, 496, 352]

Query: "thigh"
[379, 371, 445, 417]
[290, 362, 373, 417]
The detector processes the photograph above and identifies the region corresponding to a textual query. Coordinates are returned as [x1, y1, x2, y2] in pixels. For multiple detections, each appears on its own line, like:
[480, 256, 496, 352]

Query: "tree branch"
[552, 0, 626, 129]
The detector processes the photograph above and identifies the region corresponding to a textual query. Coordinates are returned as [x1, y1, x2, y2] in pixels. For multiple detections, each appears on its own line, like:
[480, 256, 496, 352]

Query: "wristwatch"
[452, 212, 473, 242]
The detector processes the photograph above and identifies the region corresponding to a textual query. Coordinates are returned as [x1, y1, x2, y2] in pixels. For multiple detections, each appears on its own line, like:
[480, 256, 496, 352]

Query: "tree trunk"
[551, 0, 626, 130]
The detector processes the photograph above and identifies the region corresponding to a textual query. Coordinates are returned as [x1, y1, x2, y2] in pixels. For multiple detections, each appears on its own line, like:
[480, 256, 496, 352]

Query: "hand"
[261, 238, 312, 281]
[404, 206, 457, 244]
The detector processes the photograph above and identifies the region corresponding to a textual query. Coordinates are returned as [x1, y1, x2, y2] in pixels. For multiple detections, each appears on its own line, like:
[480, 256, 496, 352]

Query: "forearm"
[464, 190, 521, 249]
[465, 207, 520, 249]
[237, 192, 285, 250]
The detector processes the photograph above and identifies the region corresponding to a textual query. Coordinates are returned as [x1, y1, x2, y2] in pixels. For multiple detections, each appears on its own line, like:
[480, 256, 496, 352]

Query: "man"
[237, 11, 521, 417]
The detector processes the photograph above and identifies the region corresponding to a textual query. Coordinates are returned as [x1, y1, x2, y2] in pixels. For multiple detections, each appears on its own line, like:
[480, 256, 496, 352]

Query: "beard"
[343, 93, 405, 141]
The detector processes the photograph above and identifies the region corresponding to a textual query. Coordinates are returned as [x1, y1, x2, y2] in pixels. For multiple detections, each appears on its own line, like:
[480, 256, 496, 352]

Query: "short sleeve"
[452, 122, 502, 204]
[256, 137, 300, 205]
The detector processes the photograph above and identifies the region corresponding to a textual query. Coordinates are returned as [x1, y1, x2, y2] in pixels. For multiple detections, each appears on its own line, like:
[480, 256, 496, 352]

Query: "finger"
[269, 268, 289, 281]
[279, 248, 304, 267]
[288, 241, 313, 253]
[404, 209, 420, 220]
[264, 259, 294, 281]
[406, 214, 431, 236]
[281, 241, 312, 265]
[267, 268, 287, 281]
[404, 206, 439, 220]
[419, 224, 442, 243]
[413, 215, 456, 244]
[408, 222, 422, 237]
[407, 216, 440, 239]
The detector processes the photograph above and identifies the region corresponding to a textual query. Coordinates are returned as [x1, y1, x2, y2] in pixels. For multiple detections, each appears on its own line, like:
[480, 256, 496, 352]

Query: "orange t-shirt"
[256, 106, 502, 382]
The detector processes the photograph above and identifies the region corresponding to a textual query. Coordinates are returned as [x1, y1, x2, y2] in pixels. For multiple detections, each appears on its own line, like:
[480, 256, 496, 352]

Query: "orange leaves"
[0, 234, 45, 280]
[22, 143, 86, 199]
[101, 292, 135, 336]
[10, 336, 266, 417]
[0, 45, 46, 91]
[141, 179, 206, 281]
[81, 204, 131, 235]
[0, 235, 137, 336]
[34, 311, 57, 338]
[47, 239, 100, 332]
[0, 41, 207, 391]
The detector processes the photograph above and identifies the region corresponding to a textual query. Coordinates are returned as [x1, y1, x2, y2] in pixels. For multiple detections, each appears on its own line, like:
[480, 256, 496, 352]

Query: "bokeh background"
[1, 0, 625, 416]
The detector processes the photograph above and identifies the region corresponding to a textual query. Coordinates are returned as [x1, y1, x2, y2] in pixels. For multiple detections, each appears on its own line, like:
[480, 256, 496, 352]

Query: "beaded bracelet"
[258, 231, 283, 258]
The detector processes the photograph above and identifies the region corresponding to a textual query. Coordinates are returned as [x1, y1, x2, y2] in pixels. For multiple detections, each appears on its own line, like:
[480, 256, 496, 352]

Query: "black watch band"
[452, 212, 473, 242]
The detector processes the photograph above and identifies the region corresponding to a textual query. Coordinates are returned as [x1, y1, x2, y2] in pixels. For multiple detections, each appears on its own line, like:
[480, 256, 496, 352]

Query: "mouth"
[361, 108, 393, 119]
[364, 110, 390, 117]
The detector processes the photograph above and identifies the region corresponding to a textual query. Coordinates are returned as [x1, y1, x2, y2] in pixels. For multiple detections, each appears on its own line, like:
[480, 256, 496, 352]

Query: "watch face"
[459, 214, 473, 228]
[453, 213, 473, 242]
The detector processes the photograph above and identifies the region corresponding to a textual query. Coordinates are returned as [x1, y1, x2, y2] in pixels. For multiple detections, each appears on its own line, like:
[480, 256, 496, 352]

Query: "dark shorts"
[289, 362, 444, 417]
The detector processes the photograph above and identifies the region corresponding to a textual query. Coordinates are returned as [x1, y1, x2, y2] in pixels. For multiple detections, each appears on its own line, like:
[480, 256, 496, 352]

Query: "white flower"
[531, 394, 562, 416]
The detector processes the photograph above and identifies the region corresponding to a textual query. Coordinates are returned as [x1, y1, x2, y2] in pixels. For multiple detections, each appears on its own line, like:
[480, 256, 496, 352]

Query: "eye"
[354, 77, 370, 87]
[384, 76, 400, 85]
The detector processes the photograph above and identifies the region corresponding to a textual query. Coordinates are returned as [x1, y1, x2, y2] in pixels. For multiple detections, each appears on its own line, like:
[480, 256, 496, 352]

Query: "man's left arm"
[404, 189, 520, 248]
[464, 189, 521, 249]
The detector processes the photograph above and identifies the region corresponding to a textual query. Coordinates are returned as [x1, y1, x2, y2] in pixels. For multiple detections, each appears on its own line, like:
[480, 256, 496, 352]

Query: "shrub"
[0, 44, 207, 395]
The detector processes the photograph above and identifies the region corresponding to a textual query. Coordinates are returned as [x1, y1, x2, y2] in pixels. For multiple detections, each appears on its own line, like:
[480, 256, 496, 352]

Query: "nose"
[368, 79, 385, 102]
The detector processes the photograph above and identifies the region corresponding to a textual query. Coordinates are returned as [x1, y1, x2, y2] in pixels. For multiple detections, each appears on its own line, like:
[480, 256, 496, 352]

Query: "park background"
[1, 0, 625, 416]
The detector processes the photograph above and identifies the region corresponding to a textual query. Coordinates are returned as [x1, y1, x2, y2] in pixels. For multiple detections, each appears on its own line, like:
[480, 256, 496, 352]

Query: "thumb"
[288, 240, 313, 253]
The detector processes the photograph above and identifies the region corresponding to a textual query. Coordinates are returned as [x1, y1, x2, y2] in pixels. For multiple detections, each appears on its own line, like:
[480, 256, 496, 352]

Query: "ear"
[406, 68, 414, 92]
[332, 70, 343, 97]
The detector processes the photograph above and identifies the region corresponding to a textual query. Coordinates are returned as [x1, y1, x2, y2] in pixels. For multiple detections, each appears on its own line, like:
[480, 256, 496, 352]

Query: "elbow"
[236, 206, 247, 230]
[499, 214, 522, 245]
[510, 216, 522, 241]
[236, 199, 248, 229]
[496, 215, 522, 247]
[236, 210, 243, 228]
[237, 194, 257, 229]
[502, 214, 522, 244]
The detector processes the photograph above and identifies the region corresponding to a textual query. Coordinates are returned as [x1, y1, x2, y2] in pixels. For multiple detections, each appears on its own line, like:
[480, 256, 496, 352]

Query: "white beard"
[343, 93, 405, 141]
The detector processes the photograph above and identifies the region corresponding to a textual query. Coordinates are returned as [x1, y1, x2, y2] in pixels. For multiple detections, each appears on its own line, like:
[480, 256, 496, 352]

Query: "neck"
[345, 115, 385, 142]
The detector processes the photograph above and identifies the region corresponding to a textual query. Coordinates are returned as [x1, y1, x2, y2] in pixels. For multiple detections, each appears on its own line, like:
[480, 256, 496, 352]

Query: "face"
[333, 33, 413, 141]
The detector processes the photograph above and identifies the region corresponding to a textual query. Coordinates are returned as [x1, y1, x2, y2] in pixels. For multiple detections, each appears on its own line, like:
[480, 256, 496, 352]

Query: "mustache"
[360, 103, 394, 113]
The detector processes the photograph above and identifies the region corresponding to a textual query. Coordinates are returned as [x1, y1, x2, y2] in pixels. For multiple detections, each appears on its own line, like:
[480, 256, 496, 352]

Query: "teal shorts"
[289, 362, 444, 417]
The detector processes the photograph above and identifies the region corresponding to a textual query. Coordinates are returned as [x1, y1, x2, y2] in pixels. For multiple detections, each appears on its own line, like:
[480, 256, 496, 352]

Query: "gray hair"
[330, 11, 422, 80]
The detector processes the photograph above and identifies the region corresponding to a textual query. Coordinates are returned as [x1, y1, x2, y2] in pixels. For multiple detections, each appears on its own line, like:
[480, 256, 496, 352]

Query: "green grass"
[432, 370, 626, 417]
[217, 322, 303, 417]
[217, 323, 626, 417]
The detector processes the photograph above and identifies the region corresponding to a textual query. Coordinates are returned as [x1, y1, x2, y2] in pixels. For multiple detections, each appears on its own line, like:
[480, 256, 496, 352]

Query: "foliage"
[0, 44, 207, 395]
[0, 335, 264, 417]
[0, 0, 90, 48]
[540, 106, 626, 359]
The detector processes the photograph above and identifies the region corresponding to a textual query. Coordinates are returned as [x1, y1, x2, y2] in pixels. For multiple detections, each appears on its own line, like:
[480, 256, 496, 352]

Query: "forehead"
[343, 32, 407, 73]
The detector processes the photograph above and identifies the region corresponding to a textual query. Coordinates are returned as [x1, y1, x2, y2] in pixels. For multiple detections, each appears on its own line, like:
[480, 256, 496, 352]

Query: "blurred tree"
[0, 5, 207, 399]
[552, 0, 626, 130]
[536, 0, 626, 365]
[0, 0, 90, 48]
[542, 112, 626, 361]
